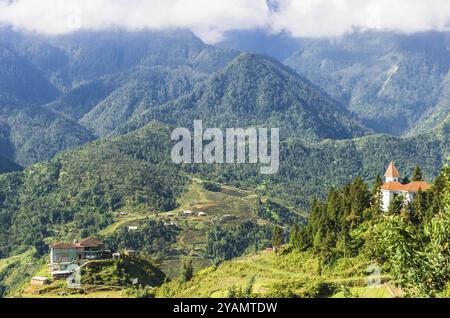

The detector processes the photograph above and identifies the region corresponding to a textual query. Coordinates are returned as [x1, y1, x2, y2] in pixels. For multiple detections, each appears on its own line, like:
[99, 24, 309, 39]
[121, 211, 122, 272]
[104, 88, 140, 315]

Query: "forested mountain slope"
[78, 66, 207, 137]
[0, 115, 447, 259]
[123, 53, 370, 141]
[186, 123, 449, 208]
[0, 101, 95, 166]
[0, 123, 187, 258]
[285, 31, 450, 135]
[0, 154, 21, 174]
[0, 28, 239, 165]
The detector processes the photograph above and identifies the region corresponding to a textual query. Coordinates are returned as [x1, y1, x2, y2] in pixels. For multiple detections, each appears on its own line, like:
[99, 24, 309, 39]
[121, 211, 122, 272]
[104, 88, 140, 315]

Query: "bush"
[298, 281, 337, 298]
[203, 182, 221, 192]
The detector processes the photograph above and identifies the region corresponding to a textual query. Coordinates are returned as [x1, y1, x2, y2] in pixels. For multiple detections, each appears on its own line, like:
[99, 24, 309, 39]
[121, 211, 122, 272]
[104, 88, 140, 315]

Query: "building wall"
[382, 190, 416, 212]
[405, 192, 415, 203]
[381, 190, 392, 212]
[51, 248, 83, 265]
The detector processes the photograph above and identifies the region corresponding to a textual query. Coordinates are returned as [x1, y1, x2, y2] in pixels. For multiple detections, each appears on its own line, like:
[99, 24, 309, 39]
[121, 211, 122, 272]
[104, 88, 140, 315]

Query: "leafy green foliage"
[255, 198, 305, 227]
[122, 53, 369, 141]
[81, 256, 167, 288]
[207, 221, 272, 263]
[272, 226, 284, 249]
[103, 220, 178, 256]
[227, 276, 255, 298]
[292, 165, 450, 297]
[0, 123, 188, 258]
[291, 177, 372, 259]
[413, 165, 423, 181]
[180, 259, 194, 283]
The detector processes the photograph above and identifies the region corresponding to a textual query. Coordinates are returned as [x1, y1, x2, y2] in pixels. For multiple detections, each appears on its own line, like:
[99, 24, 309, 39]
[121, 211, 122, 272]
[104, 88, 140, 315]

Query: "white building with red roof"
[381, 162, 431, 212]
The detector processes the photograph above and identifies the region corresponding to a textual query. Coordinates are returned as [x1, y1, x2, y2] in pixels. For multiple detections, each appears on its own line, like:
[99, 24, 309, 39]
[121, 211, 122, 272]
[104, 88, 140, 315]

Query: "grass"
[18, 256, 165, 298]
[0, 249, 50, 297]
[155, 248, 396, 298]
[331, 286, 393, 298]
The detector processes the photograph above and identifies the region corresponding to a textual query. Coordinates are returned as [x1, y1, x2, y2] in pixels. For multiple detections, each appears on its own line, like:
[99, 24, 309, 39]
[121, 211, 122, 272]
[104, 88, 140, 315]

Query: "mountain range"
[1, 28, 449, 166]
[121, 52, 369, 141]
[284, 31, 450, 135]
[0, 28, 239, 165]
[218, 30, 450, 136]
[0, 26, 449, 298]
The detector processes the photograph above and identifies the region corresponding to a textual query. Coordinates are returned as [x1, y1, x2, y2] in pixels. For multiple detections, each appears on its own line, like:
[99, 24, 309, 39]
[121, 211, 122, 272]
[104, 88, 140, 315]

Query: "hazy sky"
[0, 0, 449, 42]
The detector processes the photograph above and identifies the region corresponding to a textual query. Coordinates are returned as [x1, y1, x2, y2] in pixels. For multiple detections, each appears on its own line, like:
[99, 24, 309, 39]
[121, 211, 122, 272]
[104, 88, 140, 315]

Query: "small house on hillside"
[49, 237, 105, 272]
[31, 276, 50, 286]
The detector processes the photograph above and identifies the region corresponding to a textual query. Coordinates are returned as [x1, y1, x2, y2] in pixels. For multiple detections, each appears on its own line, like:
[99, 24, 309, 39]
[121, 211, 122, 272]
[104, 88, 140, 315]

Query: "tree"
[272, 226, 283, 251]
[388, 195, 404, 215]
[180, 259, 194, 282]
[371, 175, 383, 213]
[411, 189, 427, 225]
[289, 224, 300, 247]
[401, 176, 411, 185]
[33, 239, 48, 258]
[412, 165, 423, 182]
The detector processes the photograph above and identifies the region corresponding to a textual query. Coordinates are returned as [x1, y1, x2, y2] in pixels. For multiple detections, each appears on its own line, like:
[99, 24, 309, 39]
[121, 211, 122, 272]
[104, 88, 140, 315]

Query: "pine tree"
[412, 165, 423, 182]
[388, 195, 404, 215]
[313, 230, 323, 253]
[401, 176, 411, 185]
[180, 258, 194, 282]
[272, 226, 283, 251]
[411, 189, 427, 225]
[371, 175, 383, 214]
[289, 224, 300, 247]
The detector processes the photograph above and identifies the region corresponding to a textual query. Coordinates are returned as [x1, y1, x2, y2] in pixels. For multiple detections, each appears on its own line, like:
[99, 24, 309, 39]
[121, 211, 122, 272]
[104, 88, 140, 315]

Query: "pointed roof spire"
[385, 162, 400, 178]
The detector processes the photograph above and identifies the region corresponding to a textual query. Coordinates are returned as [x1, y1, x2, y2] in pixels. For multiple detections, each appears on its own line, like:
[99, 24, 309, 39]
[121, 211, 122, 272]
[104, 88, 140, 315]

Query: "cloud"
[0, 0, 449, 43]
[271, 0, 450, 37]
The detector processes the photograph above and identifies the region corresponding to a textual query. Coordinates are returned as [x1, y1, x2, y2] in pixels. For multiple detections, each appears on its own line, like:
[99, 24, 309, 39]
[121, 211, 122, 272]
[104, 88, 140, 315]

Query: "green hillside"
[123, 53, 369, 142]
[185, 125, 449, 208]
[0, 29, 239, 165]
[0, 123, 187, 259]
[0, 116, 448, 260]
[0, 45, 59, 104]
[157, 165, 450, 298]
[285, 31, 450, 135]
[0, 177, 301, 297]
[79, 66, 206, 137]
[155, 250, 394, 298]
[0, 102, 95, 166]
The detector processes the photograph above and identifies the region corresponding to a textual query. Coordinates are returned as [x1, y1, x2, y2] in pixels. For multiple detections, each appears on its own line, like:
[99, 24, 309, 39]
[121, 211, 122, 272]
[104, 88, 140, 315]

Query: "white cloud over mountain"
[0, 0, 449, 42]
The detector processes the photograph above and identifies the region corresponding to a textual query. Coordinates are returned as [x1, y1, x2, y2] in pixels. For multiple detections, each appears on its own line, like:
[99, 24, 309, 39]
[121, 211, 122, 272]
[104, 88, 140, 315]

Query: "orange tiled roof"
[381, 181, 431, 192]
[403, 181, 431, 192]
[78, 237, 103, 247]
[385, 162, 400, 178]
[50, 237, 103, 250]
